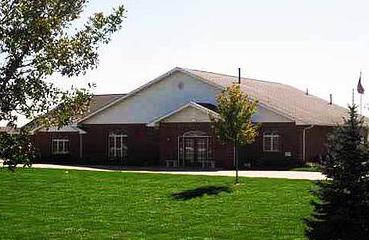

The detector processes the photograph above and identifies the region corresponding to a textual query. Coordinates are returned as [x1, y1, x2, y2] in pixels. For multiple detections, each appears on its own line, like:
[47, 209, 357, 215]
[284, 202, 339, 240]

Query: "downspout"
[302, 125, 314, 163]
[79, 133, 83, 160]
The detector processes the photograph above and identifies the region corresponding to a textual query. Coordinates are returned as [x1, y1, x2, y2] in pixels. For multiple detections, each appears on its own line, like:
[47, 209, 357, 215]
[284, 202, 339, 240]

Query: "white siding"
[84, 72, 221, 124]
[163, 106, 212, 123]
[163, 105, 292, 124]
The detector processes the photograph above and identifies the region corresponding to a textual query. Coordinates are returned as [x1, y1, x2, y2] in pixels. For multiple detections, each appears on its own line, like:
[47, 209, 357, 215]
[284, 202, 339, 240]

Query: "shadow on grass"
[172, 186, 232, 200]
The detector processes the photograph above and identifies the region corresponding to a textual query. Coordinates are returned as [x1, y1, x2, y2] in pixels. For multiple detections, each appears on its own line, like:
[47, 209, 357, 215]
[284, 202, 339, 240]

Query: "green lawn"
[0, 168, 315, 240]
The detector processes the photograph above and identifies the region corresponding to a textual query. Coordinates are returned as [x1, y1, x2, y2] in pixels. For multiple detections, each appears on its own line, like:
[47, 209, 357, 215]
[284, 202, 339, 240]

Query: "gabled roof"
[147, 102, 219, 127]
[85, 94, 126, 118]
[196, 102, 218, 112]
[76, 67, 216, 123]
[78, 67, 354, 126]
[27, 94, 126, 133]
[0, 126, 19, 134]
[183, 68, 354, 126]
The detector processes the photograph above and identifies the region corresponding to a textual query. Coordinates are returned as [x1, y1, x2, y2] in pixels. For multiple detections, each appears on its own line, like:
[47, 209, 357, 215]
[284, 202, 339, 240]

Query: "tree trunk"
[234, 142, 239, 184]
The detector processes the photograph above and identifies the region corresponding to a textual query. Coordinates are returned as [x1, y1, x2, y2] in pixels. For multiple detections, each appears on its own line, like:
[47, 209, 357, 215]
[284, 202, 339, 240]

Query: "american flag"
[357, 72, 365, 94]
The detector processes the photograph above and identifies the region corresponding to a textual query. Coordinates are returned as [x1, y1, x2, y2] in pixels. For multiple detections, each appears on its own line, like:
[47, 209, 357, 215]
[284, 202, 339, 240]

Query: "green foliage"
[0, 131, 37, 170]
[211, 84, 259, 146]
[0, 0, 126, 126]
[0, 0, 125, 170]
[306, 105, 369, 239]
[30, 87, 93, 131]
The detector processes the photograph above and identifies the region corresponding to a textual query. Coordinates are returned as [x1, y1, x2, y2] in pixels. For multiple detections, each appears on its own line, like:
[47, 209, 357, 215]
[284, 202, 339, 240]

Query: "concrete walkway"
[4, 163, 325, 180]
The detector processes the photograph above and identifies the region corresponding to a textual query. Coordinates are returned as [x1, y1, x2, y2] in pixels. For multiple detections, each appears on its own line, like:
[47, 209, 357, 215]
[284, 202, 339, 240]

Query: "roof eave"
[146, 102, 219, 127]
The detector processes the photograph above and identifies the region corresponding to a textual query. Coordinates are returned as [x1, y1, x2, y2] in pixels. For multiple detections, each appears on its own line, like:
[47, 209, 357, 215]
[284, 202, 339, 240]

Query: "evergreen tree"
[306, 105, 369, 239]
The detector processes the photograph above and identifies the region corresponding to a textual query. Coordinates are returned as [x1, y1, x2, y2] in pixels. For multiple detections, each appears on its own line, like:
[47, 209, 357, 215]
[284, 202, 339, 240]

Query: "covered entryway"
[178, 131, 214, 168]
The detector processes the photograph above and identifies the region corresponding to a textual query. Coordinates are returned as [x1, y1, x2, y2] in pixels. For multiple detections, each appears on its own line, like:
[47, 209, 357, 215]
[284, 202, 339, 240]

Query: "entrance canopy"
[147, 102, 219, 127]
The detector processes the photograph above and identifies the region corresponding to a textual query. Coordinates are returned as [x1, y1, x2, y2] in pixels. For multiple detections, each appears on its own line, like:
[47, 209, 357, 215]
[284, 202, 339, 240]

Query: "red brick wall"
[158, 122, 329, 169]
[238, 123, 304, 168]
[79, 124, 159, 165]
[239, 124, 333, 167]
[305, 126, 332, 162]
[32, 122, 332, 168]
[158, 122, 234, 168]
[32, 131, 80, 163]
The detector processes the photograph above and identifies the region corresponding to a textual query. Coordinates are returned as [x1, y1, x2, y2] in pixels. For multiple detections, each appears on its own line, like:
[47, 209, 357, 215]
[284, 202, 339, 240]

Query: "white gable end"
[163, 105, 212, 123]
[161, 104, 291, 124]
[83, 71, 221, 124]
[252, 105, 293, 123]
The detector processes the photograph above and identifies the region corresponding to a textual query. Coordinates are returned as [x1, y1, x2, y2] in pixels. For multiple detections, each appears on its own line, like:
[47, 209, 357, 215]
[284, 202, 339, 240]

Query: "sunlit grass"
[0, 168, 314, 240]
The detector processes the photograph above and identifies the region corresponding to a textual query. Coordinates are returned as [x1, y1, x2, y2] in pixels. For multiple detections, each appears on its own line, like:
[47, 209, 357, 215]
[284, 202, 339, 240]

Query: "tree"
[0, 130, 36, 171]
[0, 0, 125, 127]
[0, 1, 125, 168]
[306, 105, 369, 239]
[211, 84, 259, 184]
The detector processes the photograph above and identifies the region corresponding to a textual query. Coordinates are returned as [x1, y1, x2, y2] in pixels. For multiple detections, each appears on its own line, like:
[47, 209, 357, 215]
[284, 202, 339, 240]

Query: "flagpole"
[352, 88, 355, 105]
[360, 71, 363, 115]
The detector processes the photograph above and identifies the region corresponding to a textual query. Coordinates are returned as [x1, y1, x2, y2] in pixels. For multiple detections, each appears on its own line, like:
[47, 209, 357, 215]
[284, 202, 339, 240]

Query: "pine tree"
[306, 105, 369, 239]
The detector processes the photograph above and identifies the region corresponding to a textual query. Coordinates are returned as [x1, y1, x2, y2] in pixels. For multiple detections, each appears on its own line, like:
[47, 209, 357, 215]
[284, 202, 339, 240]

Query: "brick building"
[29, 67, 352, 169]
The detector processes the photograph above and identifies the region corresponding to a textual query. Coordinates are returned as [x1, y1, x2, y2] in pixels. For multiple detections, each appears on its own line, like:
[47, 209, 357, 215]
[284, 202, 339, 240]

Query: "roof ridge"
[183, 68, 349, 110]
[183, 67, 285, 86]
[93, 93, 126, 96]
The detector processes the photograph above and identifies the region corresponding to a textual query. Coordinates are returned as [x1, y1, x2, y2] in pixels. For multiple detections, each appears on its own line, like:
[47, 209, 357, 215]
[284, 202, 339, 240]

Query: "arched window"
[263, 131, 280, 152]
[108, 132, 128, 161]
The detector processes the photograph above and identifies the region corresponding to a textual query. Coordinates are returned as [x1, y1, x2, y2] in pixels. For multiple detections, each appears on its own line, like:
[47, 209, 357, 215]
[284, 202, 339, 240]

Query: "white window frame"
[178, 131, 212, 167]
[108, 132, 128, 160]
[263, 132, 280, 152]
[52, 139, 70, 155]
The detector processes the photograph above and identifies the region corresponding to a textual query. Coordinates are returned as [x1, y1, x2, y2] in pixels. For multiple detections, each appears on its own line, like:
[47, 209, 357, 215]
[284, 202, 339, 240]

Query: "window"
[184, 138, 195, 163]
[108, 132, 128, 161]
[52, 139, 70, 154]
[263, 132, 280, 152]
[196, 138, 207, 162]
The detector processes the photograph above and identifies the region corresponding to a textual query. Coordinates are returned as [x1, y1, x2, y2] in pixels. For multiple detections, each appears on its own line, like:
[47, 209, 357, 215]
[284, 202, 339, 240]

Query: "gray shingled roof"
[25, 94, 125, 130]
[183, 68, 356, 126]
[85, 94, 126, 118]
[28, 68, 364, 129]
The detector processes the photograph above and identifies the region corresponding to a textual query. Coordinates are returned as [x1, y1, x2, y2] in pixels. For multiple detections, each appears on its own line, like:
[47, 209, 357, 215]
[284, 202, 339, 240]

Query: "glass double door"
[182, 137, 210, 167]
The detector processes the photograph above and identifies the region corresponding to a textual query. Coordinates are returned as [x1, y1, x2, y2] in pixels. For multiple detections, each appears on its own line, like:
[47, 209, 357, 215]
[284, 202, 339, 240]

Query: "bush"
[0, 132, 37, 171]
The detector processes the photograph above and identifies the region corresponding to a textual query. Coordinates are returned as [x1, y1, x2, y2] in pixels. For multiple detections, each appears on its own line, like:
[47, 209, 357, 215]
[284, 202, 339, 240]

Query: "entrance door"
[179, 131, 212, 167]
[196, 138, 207, 165]
[184, 138, 195, 165]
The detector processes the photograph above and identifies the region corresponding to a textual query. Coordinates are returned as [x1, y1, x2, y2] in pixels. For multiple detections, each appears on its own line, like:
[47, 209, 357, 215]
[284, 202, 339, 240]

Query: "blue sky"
[27, 0, 369, 124]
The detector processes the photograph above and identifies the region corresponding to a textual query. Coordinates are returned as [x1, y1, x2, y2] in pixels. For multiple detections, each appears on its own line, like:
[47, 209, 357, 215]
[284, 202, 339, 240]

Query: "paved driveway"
[2, 163, 325, 180]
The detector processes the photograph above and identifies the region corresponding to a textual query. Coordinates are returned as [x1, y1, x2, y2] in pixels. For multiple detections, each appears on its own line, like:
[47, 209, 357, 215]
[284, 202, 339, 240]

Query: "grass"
[0, 168, 315, 240]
